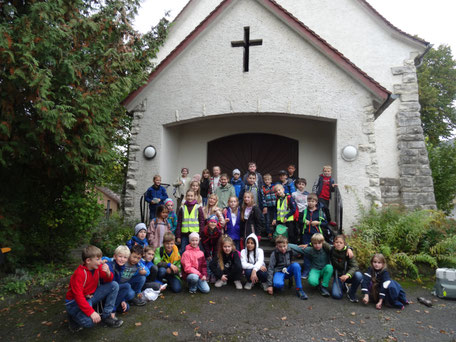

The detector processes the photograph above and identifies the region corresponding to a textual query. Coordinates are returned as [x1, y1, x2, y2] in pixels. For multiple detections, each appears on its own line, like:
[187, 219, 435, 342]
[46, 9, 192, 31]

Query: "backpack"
[273, 224, 288, 240]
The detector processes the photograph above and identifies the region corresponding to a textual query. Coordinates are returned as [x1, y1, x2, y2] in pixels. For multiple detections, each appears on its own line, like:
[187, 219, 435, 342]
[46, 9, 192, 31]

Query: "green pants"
[308, 264, 333, 288]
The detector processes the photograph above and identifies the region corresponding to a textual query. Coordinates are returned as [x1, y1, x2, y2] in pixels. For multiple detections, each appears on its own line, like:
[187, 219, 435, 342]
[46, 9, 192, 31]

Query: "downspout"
[374, 94, 399, 119]
[415, 43, 433, 67]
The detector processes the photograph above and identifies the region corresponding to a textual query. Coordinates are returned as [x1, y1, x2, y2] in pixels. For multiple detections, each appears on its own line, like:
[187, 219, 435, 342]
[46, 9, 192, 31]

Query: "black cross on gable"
[231, 27, 263, 72]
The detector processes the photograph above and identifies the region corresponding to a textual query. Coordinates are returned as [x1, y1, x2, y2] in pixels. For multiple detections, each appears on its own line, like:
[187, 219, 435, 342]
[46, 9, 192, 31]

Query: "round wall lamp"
[341, 145, 358, 162]
[143, 145, 157, 160]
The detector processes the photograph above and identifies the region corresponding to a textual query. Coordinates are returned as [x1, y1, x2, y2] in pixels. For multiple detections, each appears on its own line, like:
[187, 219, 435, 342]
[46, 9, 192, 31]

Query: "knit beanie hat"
[232, 169, 241, 175]
[189, 232, 200, 240]
[208, 215, 218, 223]
[135, 223, 147, 236]
[164, 198, 174, 206]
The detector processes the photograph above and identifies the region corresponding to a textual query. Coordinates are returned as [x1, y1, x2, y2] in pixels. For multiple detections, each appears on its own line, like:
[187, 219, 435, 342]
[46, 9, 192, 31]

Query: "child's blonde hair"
[273, 184, 284, 192]
[311, 233, 324, 244]
[207, 193, 219, 207]
[370, 253, 387, 302]
[307, 193, 318, 202]
[371, 253, 386, 270]
[163, 232, 176, 243]
[153, 174, 161, 181]
[114, 245, 131, 258]
[143, 245, 155, 255]
[263, 173, 272, 181]
[241, 191, 255, 220]
[217, 235, 236, 270]
[323, 165, 332, 171]
[189, 180, 201, 197]
[275, 235, 288, 245]
[227, 196, 239, 214]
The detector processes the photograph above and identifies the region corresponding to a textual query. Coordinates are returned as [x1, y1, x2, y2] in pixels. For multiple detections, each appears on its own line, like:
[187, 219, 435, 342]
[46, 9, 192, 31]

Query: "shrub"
[348, 206, 456, 279]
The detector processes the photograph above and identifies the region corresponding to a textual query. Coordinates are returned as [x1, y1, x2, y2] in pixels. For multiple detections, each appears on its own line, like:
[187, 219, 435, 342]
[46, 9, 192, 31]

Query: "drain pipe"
[415, 44, 433, 67]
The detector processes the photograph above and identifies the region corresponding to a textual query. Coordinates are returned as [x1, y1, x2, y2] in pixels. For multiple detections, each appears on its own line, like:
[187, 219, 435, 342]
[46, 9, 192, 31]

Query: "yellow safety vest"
[181, 205, 199, 233]
[276, 197, 294, 222]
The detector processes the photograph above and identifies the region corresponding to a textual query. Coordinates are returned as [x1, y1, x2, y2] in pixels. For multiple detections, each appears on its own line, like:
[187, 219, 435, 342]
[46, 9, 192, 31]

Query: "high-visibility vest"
[181, 205, 199, 233]
[276, 196, 294, 222]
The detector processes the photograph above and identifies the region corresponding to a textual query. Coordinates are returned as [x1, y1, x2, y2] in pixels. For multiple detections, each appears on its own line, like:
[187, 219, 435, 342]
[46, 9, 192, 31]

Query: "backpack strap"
[160, 246, 164, 259]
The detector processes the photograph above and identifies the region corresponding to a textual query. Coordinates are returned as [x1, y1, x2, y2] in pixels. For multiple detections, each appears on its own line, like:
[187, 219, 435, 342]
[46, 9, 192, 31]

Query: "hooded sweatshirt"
[240, 233, 265, 272]
[181, 243, 208, 280]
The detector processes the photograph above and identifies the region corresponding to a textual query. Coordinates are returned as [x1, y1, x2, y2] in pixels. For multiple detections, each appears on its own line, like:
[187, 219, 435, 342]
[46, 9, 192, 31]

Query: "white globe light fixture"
[143, 145, 157, 160]
[341, 145, 358, 162]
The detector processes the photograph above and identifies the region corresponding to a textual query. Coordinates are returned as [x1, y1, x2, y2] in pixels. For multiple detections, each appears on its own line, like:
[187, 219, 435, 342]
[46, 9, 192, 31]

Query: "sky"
[134, 0, 456, 52]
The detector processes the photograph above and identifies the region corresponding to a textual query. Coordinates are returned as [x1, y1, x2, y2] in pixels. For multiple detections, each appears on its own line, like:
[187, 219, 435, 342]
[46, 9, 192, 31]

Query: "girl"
[147, 205, 171, 249]
[164, 198, 178, 234]
[209, 235, 242, 290]
[200, 169, 211, 206]
[187, 180, 202, 205]
[202, 194, 226, 229]
[145, 175, 168, 220]
[240, 191, 265, 244]
[328, 235, 362, 302]
[173, 167, 190, 211]
[361, 253, 408, 310]
[241, 233, 268, 291]
[200, 215, 221, 283]
[181, 232, 210, 294]
[223, 196, 241, 250]
[175, 190, 205, 253]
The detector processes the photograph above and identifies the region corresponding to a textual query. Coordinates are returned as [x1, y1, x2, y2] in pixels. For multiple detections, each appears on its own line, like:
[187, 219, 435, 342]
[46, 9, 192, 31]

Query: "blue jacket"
[145, 185, 168, 213]
[225, 207, 241, 241]
[280, 179, 296, 196]
[313, 174, 335, 199]
[102, 257, 150, 283]
[239, 184, 264, 209]
[301, 203, 328, 235]
[126, 236, 149, 250]
[230, 177, 245, 199]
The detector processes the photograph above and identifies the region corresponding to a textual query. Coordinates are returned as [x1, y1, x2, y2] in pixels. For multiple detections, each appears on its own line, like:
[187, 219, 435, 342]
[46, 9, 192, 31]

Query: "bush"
[348, 207, 456, 279]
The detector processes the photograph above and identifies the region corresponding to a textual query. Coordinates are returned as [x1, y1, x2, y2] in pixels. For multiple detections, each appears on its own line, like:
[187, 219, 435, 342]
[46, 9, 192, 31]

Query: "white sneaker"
[215, 279, 224, 288]
[262, 282, 269, 291]
[244, 282, 253, 290]
[234, 280, 243, 290]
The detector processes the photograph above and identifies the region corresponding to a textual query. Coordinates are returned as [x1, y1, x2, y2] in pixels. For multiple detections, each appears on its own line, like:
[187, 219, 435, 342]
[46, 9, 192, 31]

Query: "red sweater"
[319, 176, 331, 200]
[66, 264, 113, 317]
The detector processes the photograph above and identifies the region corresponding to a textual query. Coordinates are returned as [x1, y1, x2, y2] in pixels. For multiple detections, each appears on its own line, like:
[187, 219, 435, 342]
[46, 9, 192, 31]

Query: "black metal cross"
[231, 27, 263, 72]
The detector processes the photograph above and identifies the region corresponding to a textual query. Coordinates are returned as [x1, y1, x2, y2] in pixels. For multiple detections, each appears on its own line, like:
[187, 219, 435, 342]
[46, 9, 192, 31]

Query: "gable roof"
[123, 0, 391, 108]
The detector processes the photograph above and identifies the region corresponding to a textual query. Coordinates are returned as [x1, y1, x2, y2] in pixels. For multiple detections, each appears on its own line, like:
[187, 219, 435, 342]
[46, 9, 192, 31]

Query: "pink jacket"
[147, 218, 171, 249]
[181, 244, 208, 280]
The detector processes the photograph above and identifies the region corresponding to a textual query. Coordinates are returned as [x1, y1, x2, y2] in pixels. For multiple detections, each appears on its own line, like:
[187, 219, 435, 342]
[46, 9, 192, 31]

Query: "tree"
[0, 0, 168, 265]
[418, 45, 456, 145]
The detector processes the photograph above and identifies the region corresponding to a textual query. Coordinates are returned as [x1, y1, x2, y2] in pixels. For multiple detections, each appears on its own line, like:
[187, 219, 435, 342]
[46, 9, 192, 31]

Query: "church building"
[123, 0, 436, 229]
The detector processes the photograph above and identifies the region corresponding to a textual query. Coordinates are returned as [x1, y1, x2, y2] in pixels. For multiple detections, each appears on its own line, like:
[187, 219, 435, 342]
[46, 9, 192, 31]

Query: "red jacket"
[66, 264, 113, 317]
[181, 244, 208, 280]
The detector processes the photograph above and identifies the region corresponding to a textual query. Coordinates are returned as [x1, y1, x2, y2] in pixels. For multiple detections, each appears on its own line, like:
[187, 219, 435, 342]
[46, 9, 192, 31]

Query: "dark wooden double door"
[207, 133, 298, 182]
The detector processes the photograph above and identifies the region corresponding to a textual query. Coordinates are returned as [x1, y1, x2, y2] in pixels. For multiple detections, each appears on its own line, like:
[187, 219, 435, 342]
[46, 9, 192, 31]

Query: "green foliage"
[348, 207, 456, 279]
[90, 214, 136, 257]
[0, 0, 168, 266]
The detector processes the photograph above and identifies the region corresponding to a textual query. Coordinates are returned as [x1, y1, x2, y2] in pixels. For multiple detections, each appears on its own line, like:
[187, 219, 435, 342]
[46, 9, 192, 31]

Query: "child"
[147, 205, 171, 249]
[240, 191, 265, 242]
[242, 161, 263, 187]
[145, 175, 168, 220]
[176, 190, 205, 253]
[361, 253, 408, 310]
[261, 173, 276, 240]
[202, 193, 226, 228]
[65, 246, 122, 332]
[173, 167, 190, 211]
[200, 215, 222, 283]
[224, 196, 241, 250]
[291, 233, 333, 297]
[293, 178, 309, 231]
[301, 193, 328, 278]
[328, 235, 362, 302]
[126, 223, 149, 250]
[200, 169, 211, 206]
[241, 233, 268, 290]
[287, 164, 297, 182]
[230, 169, 245, 199]
[142, 245, 159, 290]
[187, 180, 202, 205]
[266, 236, 307, 300]
[272, 184, 298, 244]
[209, 165, 222, 194]
[164, 198, 178, 234]
[209, 235, 243, 290]
[181, 232, 210, 294]
[239, 172, 263, 208]
[154, 232, 183, 293]
[278, 169, 296, 195]
[312, 165, 337, 226]
[214, 173, 236, 209]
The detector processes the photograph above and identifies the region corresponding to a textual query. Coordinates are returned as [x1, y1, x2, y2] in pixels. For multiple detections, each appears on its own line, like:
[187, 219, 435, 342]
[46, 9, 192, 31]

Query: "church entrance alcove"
[207, 133, 298, 181]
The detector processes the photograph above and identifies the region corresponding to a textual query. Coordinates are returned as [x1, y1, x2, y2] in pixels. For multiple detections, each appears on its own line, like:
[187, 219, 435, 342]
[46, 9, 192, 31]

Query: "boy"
[291, 233, 333, 297]
[278, 169, 296, 195]
[104, 245, 148, 312]
[65, 246, 123, 332]
[230, 169, 245, 199]
[261, 173, 276, 240]
[292, 178, 309, 228]
[266, 236, 307, 300]
[272, 184, 298, 244]
[142, 245, 159, 290]
[126, 223, 149, 250]
[145, 175, 168, 220]
[209, 165, 222, 194]
[239, 172, 263, 208]
[312, 165, 337, 226]
[242, 161, 263, 187]
[214, 173, 236, 208]
[287, 164, 297, 182]
[154, 232, 183, 293]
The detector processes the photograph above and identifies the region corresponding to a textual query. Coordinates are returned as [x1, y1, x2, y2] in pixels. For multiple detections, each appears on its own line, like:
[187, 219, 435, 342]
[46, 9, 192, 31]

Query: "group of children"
[65, 162, 408, 331]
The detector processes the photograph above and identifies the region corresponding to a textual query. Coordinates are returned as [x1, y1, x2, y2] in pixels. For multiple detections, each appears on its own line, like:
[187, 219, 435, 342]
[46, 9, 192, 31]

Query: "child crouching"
[154, 232, 183, 293]
[181, 232, 210, 294]
[241, 233, 268, 290]
[209, 235, 243, 290]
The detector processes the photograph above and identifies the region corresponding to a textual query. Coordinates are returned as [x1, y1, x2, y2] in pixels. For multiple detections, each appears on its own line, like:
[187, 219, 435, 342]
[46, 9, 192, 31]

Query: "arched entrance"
[207, 133, 298, 181]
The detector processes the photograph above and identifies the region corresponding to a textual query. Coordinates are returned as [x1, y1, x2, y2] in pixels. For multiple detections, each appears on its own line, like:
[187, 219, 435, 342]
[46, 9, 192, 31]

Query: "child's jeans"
[331, 271, 363, 299]
[186, 273, 210, 293]
[308, 264, 334, 288]
[301, 233, 312, 277]
[318, 198, 331, 222]
[66, 281, 119, 328]
[272, 263, 303, 289]
[202, 197, 208, 206]
[180, 235, 189, 254]
[364, 279, 408, 308]
[264, 208, 274, 235]
[245, 269, 268, 283]
[157, 267, 183, 293]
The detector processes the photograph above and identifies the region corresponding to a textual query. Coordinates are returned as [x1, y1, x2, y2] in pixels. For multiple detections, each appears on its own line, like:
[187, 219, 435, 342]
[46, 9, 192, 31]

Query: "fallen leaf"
[308, 306, 313, 310]
[172, 331, 179, 336]
[195, 333, 201, 337]
[191, 321, 197, 325]
[135, 322, 142, 326]
[281, 316, 287, 321]
[424, 310, 429, 314]
[336, 330, 346, 337]
[415, 310, 420, 313]
[390, 328, 395, 332]
[209, 301, 216, 304]
[359, 340, 366, 342]
[351, 312, 356, 316]
[385, 317, 391, 321]
[416, 321, 422, 324]
[349, 321, 355, 325]
[360, 320, 366, 324]
[403, 333, 409, 336]
[388, 336, 397, 341]
[45, 322, 53, 326]
[263, 328, 269, 331]
[181, 311, 186, 314]
[428, 325, 433, 329]
[439, 330, 446, 334]
[37, 333, 41, 338]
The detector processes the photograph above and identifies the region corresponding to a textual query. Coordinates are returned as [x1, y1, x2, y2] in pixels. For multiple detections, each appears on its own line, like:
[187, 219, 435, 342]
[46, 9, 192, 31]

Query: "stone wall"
[380, 178, 401, 205]
[391, 56, 437, 210]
